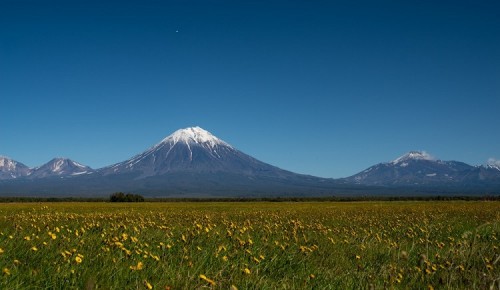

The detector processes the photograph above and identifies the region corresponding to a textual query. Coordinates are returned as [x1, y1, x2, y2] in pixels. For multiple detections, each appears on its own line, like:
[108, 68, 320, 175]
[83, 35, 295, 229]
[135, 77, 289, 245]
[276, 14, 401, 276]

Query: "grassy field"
[0, 201, 498, 289]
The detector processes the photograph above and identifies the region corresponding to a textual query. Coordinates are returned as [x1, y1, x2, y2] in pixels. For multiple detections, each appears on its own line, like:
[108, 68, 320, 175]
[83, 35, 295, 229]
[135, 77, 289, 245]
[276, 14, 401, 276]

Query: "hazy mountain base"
[0, 172, 351, 197]
[0, 174, 499, 198]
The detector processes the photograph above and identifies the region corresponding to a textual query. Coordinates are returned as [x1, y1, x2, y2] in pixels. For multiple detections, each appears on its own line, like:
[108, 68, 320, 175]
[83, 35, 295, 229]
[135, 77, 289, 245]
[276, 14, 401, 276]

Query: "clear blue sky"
[1, 0, 499, 178]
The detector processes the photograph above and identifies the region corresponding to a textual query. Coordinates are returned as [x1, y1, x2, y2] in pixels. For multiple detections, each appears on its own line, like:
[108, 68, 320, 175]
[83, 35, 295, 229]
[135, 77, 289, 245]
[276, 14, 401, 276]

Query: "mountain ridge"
[0, 156, 93, 180]
[0, 127, 342, 196]
[1, 128, 500, 196]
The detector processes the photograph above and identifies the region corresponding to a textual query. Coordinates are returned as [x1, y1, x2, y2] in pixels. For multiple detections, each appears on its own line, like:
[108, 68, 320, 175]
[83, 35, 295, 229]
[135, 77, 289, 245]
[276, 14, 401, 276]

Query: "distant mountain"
[29, 158, 93, 179]
[0, 156, 30, 180]
[1, 132, 500, 197]
[344, 151, 500, 186]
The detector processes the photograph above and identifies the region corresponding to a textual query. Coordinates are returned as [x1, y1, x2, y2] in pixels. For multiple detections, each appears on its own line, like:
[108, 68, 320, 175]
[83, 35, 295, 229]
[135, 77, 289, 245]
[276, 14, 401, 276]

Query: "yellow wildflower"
[130, 261, 144, 271]
[199, 274, 216, 286]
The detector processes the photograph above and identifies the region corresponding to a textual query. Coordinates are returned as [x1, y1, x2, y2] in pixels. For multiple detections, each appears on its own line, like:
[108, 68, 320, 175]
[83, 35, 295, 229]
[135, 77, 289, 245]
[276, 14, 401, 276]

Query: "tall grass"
[0, 201, 498, 289]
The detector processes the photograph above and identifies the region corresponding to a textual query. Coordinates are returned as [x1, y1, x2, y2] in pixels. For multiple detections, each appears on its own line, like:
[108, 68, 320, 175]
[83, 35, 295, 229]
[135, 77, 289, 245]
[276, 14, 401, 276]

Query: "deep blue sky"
[1, 0, 499, 178]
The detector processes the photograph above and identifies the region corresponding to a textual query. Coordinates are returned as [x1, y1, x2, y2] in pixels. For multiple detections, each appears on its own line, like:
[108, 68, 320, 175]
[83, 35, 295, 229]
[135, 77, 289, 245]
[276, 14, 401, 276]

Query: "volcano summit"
[99, 126, 290, 178]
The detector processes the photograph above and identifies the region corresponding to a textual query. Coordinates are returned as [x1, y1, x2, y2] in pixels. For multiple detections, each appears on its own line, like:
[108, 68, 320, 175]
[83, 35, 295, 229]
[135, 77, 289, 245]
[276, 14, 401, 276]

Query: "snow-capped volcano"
[100, 126, 289, 178]
[0, 156, 30, 180]
[345, 151, 473, 186]
[90, 126, 338, 195]
[29, 158, 93, 178]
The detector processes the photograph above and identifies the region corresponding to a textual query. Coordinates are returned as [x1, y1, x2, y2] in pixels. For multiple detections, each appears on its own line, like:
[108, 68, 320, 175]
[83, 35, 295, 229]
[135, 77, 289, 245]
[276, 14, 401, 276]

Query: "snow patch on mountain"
[487, 158, 500, 171]
[52, 158, 66, 172]
[71, 171, 89, 176]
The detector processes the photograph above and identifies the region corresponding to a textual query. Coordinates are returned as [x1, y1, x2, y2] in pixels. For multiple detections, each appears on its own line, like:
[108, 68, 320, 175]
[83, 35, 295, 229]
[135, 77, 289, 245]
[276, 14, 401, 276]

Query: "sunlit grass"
[0, 201, 498, 289]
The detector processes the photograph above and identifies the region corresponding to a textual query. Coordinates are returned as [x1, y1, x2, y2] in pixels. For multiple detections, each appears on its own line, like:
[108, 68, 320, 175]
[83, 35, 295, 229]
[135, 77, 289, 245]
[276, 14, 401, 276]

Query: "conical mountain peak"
[100, 126, 289, 178]
[29, 158, 92, 178]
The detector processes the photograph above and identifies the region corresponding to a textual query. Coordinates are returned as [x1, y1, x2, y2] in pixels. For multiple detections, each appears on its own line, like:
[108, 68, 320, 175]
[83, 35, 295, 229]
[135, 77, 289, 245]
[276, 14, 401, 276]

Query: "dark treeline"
[0, 195, 498, 203]
[0, 197, 107, 203]
[109, 192, 145, 202]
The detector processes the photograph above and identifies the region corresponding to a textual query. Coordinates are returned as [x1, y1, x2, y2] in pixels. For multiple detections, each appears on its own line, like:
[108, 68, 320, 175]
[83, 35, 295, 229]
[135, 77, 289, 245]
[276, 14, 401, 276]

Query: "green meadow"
[0, 201, 498, 289]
